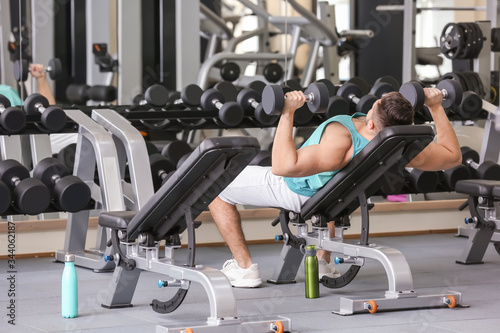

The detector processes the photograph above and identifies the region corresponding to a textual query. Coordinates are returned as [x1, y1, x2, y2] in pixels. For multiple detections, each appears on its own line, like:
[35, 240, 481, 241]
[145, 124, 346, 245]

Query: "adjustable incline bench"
[98, 136, 291, 333]
[454, 179, 500, 264]
[269, 125, 466, 315]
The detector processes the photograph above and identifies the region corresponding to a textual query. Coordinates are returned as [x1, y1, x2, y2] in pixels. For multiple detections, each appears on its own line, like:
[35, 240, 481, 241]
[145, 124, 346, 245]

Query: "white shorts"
[218, 166, 310, 212]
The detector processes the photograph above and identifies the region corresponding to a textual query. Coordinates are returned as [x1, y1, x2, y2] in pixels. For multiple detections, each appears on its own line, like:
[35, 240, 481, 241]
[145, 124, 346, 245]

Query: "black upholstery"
[456, 179, 500, 197]
[300, 125, 435, 220]
[98, 136, 260, 241]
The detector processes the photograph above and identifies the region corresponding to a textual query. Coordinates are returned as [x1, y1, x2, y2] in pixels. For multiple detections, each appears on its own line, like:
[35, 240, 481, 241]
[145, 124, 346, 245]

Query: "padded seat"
[99, 211, 137, 229]
[455, 179, 500, 197]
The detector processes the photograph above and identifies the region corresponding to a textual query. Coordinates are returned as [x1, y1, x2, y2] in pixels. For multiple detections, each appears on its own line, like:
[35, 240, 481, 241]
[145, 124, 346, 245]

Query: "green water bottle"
[304, 245, 319, 298]
[61, 254, 78, 318]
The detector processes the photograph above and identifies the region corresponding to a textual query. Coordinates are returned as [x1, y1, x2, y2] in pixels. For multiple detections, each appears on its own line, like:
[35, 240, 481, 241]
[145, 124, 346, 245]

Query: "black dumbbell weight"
[0, 159, 51, 215]
[161, 140, 193, 167]
[134, 84, 169, 107]
[454, 91, 483, 120]
[248, 80, 267, 96]
[439, 164, 471, 191]
[33, 157, 92, 212]
[373, 76, 400, 92]
[165, 84, 204, 109]
[149, 153, 176, 191]
[337, 83, 377, 114]
[370, 81, 396, 98]
[282, 80, 314, 125]
[404, 167, 441, 193]
[200, 88, 244, 127]
[399, 79, 463, 112]
[14, 58, 62, 82]
[237, 88, 279, 126]
[0, 94, 25, 134]
[220, 62, 241, 82]
[314, 79, 350, 118]
[0, 180, 11, 215]
[262, 82, 329, 116]
[57, 143, 77, 172]
[461, 146, 500, 180]
[66, 84, 117, 104]
[24, 93, 67, 132]
[214, 81, 239, 102]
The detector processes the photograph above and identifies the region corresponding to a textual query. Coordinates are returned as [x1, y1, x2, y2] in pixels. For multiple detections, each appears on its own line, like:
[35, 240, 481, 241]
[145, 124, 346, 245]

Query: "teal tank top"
[284, 113, 370, 197]
[0, 85, 23, 106]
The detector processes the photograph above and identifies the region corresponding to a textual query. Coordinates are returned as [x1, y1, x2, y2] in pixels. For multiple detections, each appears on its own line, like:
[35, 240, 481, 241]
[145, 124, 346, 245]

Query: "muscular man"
[209, 88, 462, 288]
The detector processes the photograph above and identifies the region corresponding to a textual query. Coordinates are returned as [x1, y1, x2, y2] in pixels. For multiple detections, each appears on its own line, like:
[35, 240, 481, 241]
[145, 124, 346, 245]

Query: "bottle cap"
[65, 254, 75, 262]
[304, 244, 317, 256]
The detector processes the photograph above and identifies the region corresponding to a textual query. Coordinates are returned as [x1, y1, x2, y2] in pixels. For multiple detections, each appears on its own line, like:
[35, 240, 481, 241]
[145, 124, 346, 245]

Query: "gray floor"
[1, 233, 500, 333]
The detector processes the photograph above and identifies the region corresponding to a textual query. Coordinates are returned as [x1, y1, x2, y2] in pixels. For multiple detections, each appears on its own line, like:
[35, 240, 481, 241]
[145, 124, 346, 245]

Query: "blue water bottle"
[61, 254, 78, 318]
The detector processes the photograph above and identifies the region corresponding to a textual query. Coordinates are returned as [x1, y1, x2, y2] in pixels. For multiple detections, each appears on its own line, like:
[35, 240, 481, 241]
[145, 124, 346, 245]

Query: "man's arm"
[407, 87, 462, 171]
[271, 91, 351, 177]
[30, 64, 56, 105]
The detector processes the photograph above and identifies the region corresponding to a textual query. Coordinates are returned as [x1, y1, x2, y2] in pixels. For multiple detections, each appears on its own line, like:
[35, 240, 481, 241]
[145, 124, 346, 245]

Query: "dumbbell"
[399, 79, 463, 113]
[0, 159, 51, 215]
[263, 62, 284, 83]
[24, 93, 67, 132]
[14, 58, 62, 81]
[214, 81, 239, 102]
[57, 143, 77, 172]
[0, 94, 26, 134]
[200, 87, 244, 127]
[454, 91, 483, 120]
[237, 87, 279, 126]
[337, 83, 378, 114]
[312, 79, 350, 119]
[133, 84, 169, 107]
[165, 84, 204, 109]
[161, 140, 193, 167]
[0, 180, 11, 215]
[439, 164, 471, 191]
[149, 153, 176, 191]
[33, 157, 92, 212]
[404, 167, 440, 193]
[66, 84, 117, 104]
[461, 146, 500, 180]
[261, 82, 329, 116]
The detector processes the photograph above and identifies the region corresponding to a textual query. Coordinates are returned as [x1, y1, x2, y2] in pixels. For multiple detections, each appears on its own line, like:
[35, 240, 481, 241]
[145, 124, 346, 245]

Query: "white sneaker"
[221, 259, 262, 288]
[318, 259, 341, 280]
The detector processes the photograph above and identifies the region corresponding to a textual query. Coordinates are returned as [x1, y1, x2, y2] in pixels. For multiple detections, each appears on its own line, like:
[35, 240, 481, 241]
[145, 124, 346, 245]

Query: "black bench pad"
[99, 211, 137, 229]
[300, 125, 435, 220]
[455, 179, 500, 197]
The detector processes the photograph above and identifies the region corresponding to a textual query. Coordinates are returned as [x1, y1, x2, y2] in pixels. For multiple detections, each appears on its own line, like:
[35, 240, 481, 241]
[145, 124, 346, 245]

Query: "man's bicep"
[407, 142, 452, 171]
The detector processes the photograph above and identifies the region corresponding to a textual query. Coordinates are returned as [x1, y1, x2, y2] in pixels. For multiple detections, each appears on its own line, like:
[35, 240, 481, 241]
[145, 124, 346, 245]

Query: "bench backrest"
[300, 125, 435, 220]
[126, 136, 260, 240]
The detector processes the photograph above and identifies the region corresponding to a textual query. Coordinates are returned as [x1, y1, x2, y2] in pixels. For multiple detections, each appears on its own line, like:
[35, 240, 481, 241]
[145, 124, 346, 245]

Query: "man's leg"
[209, 196, 253, 268]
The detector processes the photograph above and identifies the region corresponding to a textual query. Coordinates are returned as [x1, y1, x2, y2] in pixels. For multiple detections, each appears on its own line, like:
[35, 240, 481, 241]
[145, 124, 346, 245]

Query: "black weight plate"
[254, 104, 278, 126]
[284, 79, 302, 91]
[411, 169, 440, 193]
[145, 84, 169, 107]
[237, 88, 260, 110]
[67, 84, 90, 104]
[337, 82, 363, 108]
[263, 63, 284, 83]
[440, 23, 464, 60]
[0, 107, 25, 134]
[370, 82, 395, 98]
[161, 141, 193, 166]
[181, 84, 203, 106]
[149, 153, 176, 191]
[88, 85, 116, 102]
[399, 81, 425, 111]
[374, 76, 400, 91]
[315, 79, 336, 97]
[0, 159, 30, 186]
[220, 62, 240, 82]
[440, 72, 467, 92]
[214, 81, 238, 102]
[442, 164, 470, 190]
[24, 93, 49, 115]
[461, 146, 480, 165]
[356, 94, 377, 114]
[325, 96, 349, 119]
[0, 94, 11, 108]
[247, 80, 267, 95]
[346, 76, 369, 95]
[262, 85, 284, 115]
[470, 72, 486, 98]
[57, 144, 77, 171]
[48, 58, 62, 80]
[33, 157, 70, 190]
[477, 161, 500, 180]
[200, 88, 224, 110]
[219, 102, 244, 127]
[41, 106, 67, 132]
[54, 175, 91, 212]
[293, 106, 314, 125]
[304, 82, 329, 113]
[458, 91, 482, 119]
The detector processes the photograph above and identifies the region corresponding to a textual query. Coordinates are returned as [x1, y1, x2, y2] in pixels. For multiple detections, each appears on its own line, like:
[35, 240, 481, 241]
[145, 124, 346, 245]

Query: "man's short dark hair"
[376, 92, 414, 128]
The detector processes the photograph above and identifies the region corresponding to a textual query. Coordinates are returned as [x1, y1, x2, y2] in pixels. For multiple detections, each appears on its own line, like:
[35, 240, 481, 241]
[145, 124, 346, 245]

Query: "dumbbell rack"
[54, 109, 124, 271]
